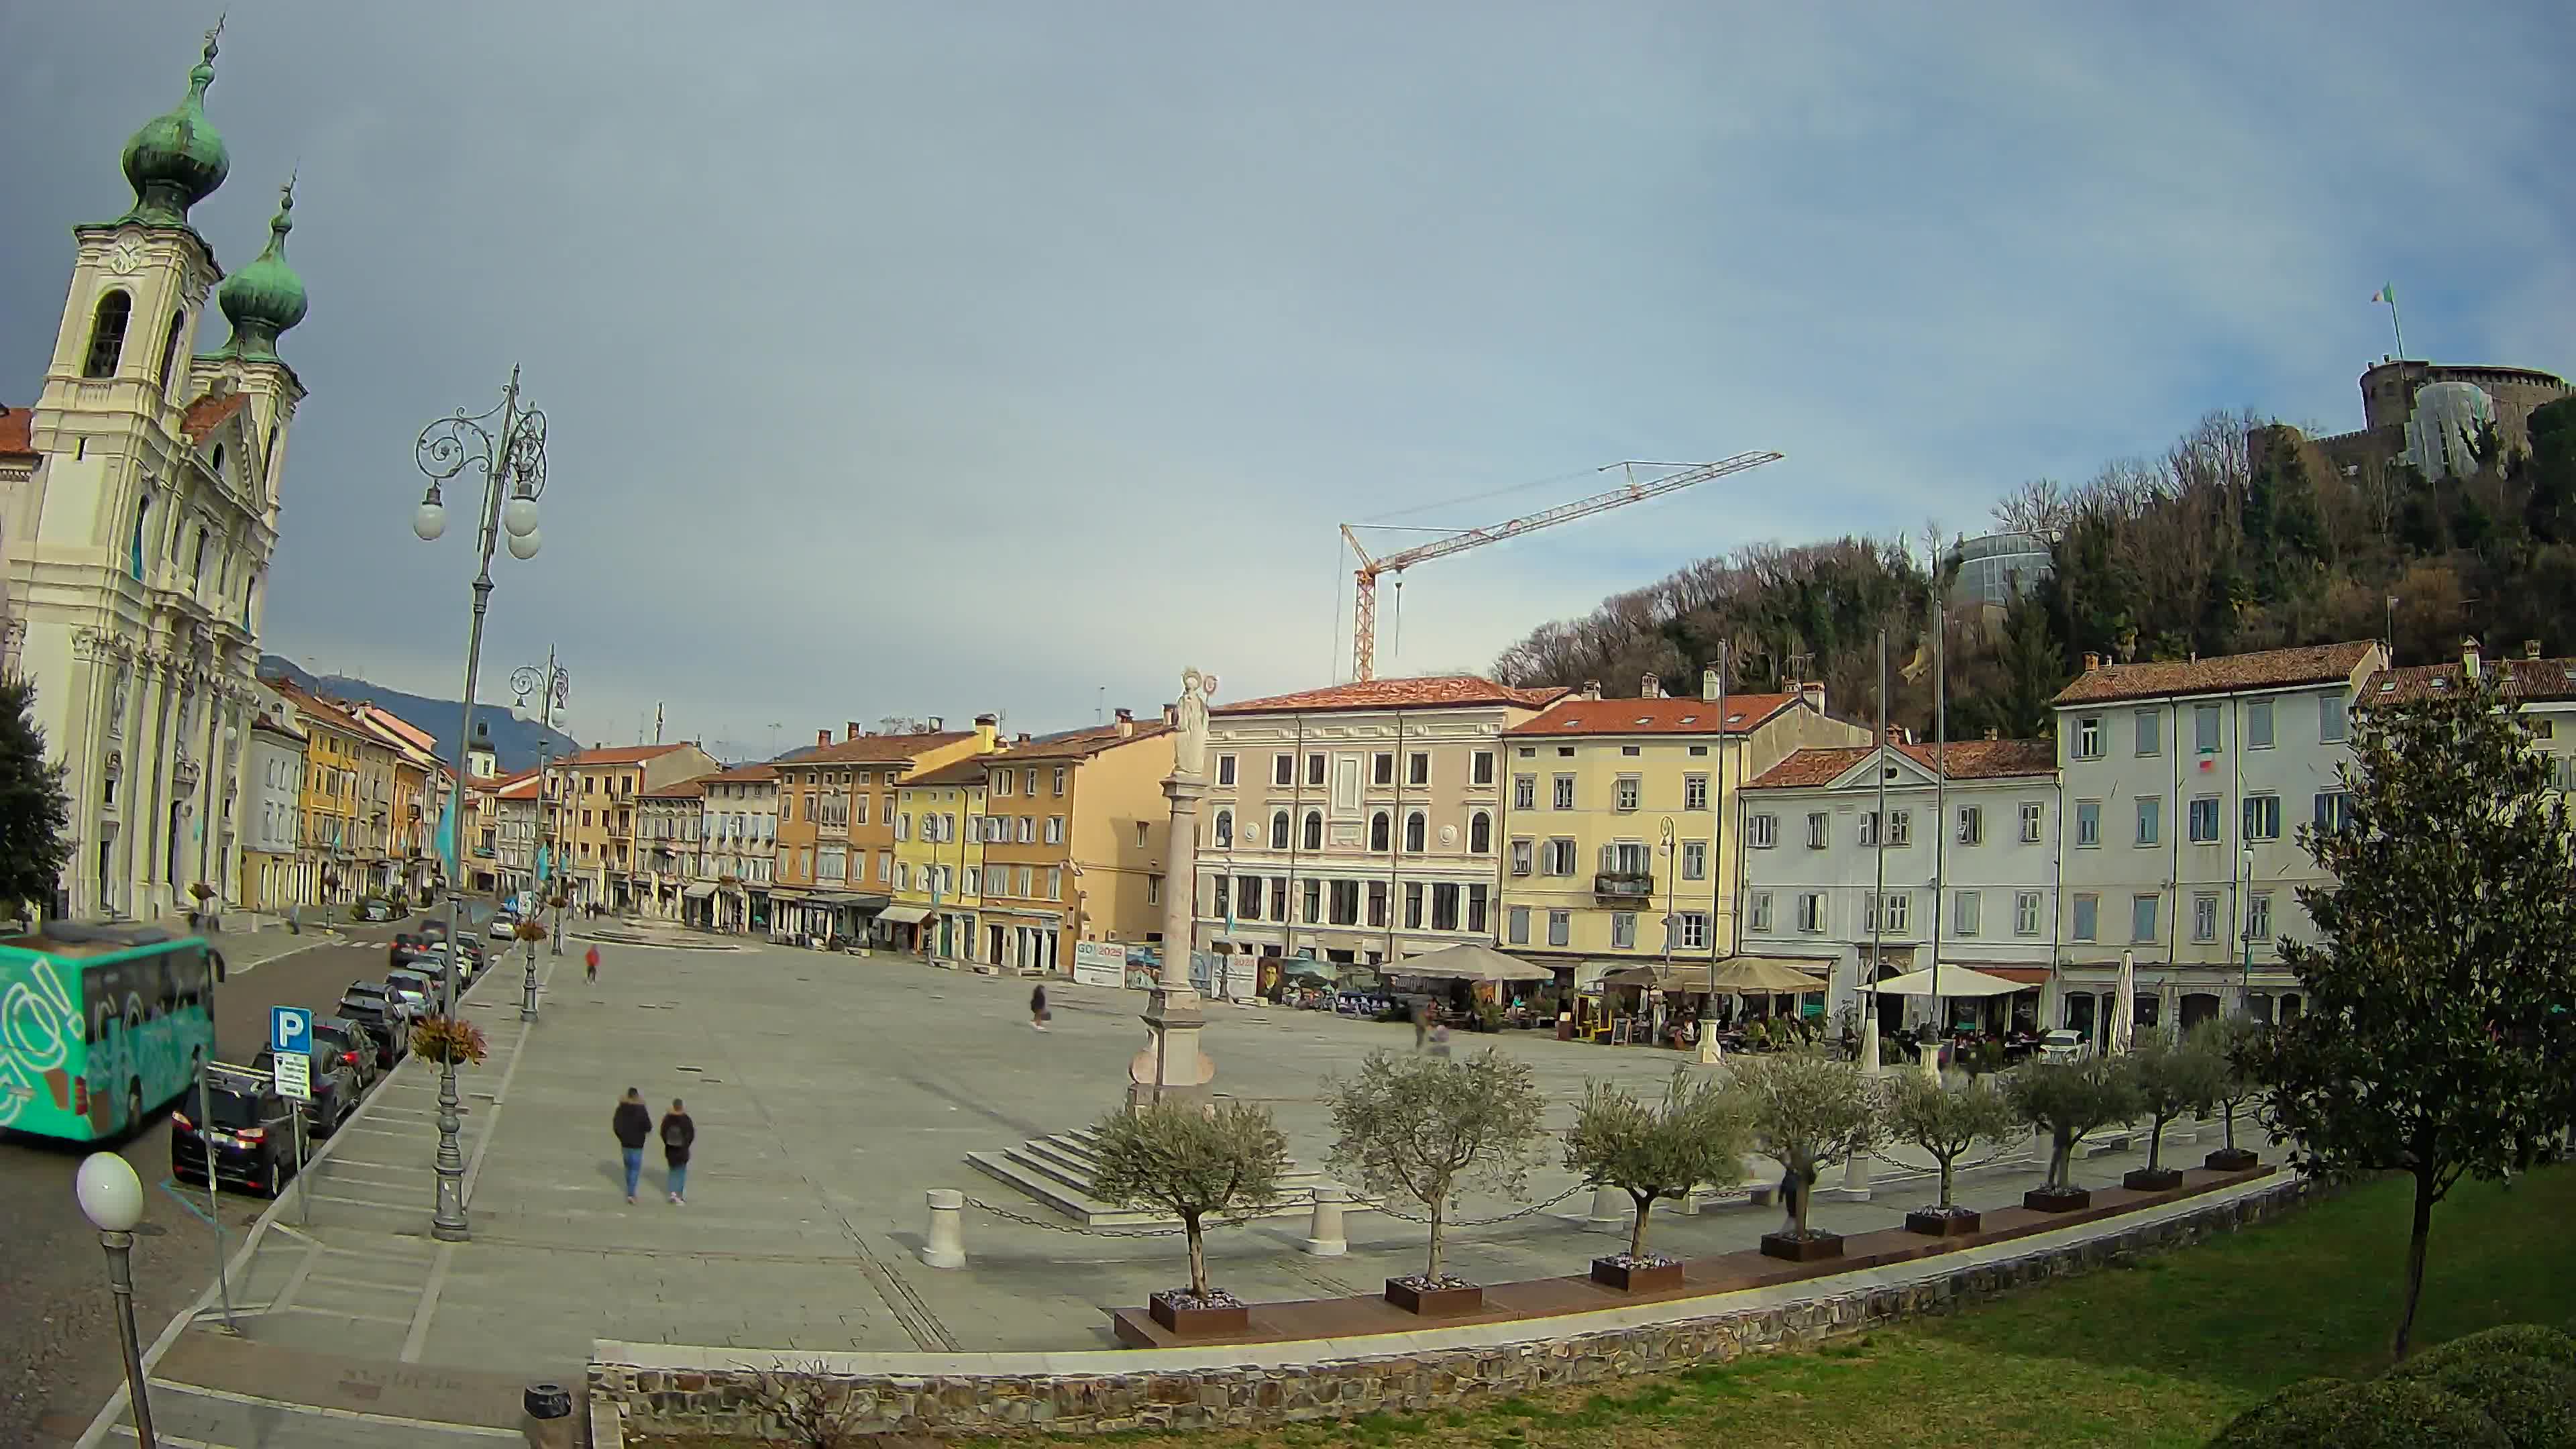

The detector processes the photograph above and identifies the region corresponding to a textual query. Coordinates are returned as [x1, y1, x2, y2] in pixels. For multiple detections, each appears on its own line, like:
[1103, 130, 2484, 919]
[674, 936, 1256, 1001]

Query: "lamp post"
[76, 1152, 156, 1449]
[513, 653, 570, 971]
[411, 366, 550, 1242]
[2239, 842, 2257, 1017]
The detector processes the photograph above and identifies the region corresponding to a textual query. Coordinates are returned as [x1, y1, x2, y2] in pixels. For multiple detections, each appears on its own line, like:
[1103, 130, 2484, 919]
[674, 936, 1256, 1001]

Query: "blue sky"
[3, 2, 2569, 755]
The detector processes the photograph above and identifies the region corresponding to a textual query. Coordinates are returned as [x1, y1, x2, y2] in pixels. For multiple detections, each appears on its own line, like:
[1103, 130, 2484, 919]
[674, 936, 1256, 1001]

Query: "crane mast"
[1342, 451, 1783, 681]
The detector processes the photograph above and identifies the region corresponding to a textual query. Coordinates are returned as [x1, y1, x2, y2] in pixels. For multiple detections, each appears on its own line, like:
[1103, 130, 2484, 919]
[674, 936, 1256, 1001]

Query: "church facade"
[0, 25, 312, 920]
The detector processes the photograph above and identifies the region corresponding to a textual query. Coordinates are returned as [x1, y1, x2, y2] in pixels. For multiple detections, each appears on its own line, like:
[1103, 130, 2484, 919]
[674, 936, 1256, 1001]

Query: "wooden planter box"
[2123, 1167, 2185, 1192]
[1384, 1278, 1483, 1316]
[2204, 1147, 2260, 1173]
[1147, 1291, 1248, 1337]
[1759, 1231, 1844, 1263]
[1904, 1208, 1983, 1237]
[1589, 1256, 1684, 1293]
[2023, 1185, 2092, 1213]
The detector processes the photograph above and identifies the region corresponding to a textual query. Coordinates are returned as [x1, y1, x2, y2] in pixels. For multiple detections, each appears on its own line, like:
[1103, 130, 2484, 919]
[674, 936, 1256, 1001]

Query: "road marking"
[400, 1242, 455, 1362]
[110, 1428, 231, 1447]
[272, 1302, 415, 1327]
[146, 1380, 522, 1436]
[267, 1240, 327, 1316]
[309, 1191, 419, 1213]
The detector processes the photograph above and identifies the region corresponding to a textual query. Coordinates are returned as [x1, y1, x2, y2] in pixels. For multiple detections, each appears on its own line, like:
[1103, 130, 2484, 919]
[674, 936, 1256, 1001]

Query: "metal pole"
[292, 1098, 310, 1229]
[1930, 578, 1947, 1044]
[197, 1061, 234, 1330]
[1870, 631, 1888, 1026]
[101, 1230, 157, 1448]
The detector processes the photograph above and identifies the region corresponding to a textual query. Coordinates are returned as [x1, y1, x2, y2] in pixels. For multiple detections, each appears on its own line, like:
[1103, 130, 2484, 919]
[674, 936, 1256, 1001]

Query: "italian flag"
[2371, 284, 2397, 305]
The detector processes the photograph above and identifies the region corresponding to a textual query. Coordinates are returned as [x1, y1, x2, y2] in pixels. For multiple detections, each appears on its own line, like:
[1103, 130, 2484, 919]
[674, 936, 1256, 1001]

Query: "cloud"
[3, 1, 2567, 754]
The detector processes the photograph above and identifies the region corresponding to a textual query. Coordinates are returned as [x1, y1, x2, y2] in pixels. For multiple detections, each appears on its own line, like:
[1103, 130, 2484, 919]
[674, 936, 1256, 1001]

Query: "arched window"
[84, 290, 132, 378]
[1212, 808, 1232, 849]
[1269, 809, 1290, 850]
[156, 311, 186, 393]
[1469, 811, 1493, 854]
[1369, 811, 1391, 852]
[129, 492, 151, 581]
[1302, 810, 1324, 851]
[1404, 811, 1427, 853]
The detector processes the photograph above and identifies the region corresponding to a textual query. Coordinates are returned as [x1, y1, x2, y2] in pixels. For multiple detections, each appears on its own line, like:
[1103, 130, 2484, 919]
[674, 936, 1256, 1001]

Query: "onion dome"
[117, 25, 230, 228]
[213, 181, 307, 363]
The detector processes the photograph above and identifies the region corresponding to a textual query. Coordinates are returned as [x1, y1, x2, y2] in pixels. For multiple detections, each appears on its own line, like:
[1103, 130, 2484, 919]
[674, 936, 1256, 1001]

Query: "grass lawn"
[651, 1167, 2576, 1449]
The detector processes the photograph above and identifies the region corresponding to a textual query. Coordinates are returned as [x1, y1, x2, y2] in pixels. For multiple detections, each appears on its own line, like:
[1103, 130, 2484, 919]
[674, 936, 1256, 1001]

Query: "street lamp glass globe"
[506, 527, 541, 560]
[412, 499, 448, 542]
[501, 496, 539, 538]
[76, 1151, 144, 1231]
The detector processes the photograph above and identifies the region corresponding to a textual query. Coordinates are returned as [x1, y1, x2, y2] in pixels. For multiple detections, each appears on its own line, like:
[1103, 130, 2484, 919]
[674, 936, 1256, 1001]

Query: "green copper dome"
[214, 181, 307, 363]
[117, 25, 230, 228]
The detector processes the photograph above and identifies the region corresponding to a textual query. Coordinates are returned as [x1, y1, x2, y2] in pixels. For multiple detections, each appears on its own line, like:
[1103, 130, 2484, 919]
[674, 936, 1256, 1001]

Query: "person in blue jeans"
[612, 1087, 651, 1203]
[659, 1099, 696, 1205]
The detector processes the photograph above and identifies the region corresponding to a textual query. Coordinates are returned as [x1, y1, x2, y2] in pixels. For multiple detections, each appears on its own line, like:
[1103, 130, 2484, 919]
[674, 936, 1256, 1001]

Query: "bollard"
[1300, 1185, 1349, 1256]
[922, 1189, 967, 1269]
[521, 1381, 575, 1449]
[1586, 1183, 1627, 1227]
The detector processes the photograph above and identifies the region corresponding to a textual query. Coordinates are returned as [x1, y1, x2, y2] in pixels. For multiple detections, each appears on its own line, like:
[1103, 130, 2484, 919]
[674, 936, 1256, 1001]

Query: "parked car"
[172, 1063, 301, 1196]
[417, 917, 450, 943]
[383, 969, 436, 1014]
[390, 933, 435, 968]
[488, 912, 521, 943]
[249, 1043, 361, 1136]
[311, 1016, 382, 1092]
[335, 985, 412, 1069]
[2037, 1028, 2092, 1065]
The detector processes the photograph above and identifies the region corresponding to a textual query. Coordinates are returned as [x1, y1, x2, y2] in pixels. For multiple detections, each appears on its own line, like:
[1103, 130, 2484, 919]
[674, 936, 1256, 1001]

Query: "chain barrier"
[1350, 1181, 1587, 1226]
[962, 1182, 1591, 1236]
[960, 1195, 1193, 1238]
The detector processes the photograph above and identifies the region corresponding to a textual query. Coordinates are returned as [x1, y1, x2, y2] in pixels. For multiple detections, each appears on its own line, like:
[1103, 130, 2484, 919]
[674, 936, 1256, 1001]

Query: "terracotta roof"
[561, 743, 694, 767]
[770, 732, 972, 768]
[905, 757, 994, 788]
[1749, 739, 2058, 790]
[250, 713, 305, 744]
[1216, 676, 1569, 715]
[0, 405, 34, 460]
[496, 774, 544, 800]
[991, 721, 1173, 762]
[1504, 693, 1802, 737]
[264, 679, 369, 739]
[180, 392, 249, 442]
[2367, 655, 2576, 706]
[2051, 641, 2379, 706]
[708, 763, 777, 783]
[642, 776, 710, 799]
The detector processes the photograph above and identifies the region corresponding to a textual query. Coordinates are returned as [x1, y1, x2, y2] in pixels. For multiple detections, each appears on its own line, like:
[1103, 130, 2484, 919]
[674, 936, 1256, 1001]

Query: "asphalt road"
[0, 908, 503, 1445]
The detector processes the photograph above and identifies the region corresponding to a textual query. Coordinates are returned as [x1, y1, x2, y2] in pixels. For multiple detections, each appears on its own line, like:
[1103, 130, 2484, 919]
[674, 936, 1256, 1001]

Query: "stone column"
[1838, 1017, 1879, 1199]
[1128, 669, 1218, 1110]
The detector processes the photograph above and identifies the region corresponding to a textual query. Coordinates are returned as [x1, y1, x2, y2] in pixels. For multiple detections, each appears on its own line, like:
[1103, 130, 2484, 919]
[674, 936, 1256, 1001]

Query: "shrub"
[2006, 1056, 2141, 1190]
[2387, 1326, 2576, 1447]
[409, 1015, 488, 1067]
[2131, 1032, 2227, 1173]
[2207, 1377, 2510, 1448]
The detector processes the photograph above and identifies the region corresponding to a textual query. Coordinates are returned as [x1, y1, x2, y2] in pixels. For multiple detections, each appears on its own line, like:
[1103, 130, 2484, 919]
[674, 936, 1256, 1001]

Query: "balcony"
[1593, 871, 1656, 902]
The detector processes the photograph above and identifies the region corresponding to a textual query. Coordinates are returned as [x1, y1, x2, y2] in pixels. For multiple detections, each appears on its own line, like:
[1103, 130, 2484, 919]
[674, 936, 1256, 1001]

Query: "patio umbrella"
[2112, 950, 2136, 1056]
[1866, 965, 2025, 998]
[1383, 942, 1555, 982]
[1703, 955, 1833, 994]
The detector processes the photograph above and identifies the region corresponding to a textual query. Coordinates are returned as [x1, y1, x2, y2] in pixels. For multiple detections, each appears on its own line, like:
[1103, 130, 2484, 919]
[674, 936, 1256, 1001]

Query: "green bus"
[0, 924, 223, 1142]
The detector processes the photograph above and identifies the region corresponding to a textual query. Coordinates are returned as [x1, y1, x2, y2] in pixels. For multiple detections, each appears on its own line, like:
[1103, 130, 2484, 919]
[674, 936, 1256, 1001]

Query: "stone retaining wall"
[598, 1177, 2311, 1442]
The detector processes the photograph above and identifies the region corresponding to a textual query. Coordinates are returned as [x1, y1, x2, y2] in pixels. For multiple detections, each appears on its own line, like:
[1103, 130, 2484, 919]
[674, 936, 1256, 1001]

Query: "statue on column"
[1173, 667, 1216, 780]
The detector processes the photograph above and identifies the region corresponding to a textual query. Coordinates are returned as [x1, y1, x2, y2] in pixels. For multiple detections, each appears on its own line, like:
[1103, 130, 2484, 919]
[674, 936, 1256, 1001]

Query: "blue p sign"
[270, 1006, 311, 1057]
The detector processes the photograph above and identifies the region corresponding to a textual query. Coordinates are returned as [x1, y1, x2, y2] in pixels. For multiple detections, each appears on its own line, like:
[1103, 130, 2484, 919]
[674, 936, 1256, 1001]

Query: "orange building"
[767, 720, 995, 943]
[972, 710, 1175, 974]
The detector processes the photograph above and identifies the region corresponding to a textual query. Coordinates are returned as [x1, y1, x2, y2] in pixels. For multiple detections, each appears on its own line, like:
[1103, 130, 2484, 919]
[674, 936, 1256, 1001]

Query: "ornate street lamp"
[411, 366, 549, 1242]
[511, 652, 570, 992]
[76, 1153, 156, 1448]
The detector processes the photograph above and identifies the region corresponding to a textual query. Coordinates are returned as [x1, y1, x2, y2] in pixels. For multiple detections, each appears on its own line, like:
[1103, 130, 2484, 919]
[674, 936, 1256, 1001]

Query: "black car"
[172, 1064, 301, 1196]
[390, 933, 434, 968]
[311, 1016, 382, 1091]
[418, 916, 450, 943]
[335, 985, 411, 1069]
[250, 1044, 360, 1136]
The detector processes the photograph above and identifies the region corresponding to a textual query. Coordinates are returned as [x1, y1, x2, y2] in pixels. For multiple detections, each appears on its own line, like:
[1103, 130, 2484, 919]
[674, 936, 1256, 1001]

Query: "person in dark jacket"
[660, 1099, 696, 1204]
[1029, 983, 1049, 1032]
[612, 1088, 651, 1203]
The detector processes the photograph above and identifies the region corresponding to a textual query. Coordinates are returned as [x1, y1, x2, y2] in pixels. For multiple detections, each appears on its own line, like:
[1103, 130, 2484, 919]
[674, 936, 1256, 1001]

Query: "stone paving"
[83, 932, 2271, 1446]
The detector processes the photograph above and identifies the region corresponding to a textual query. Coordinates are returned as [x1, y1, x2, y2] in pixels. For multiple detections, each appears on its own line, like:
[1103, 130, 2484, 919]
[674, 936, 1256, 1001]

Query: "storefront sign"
[1071, 940, 1127, 988]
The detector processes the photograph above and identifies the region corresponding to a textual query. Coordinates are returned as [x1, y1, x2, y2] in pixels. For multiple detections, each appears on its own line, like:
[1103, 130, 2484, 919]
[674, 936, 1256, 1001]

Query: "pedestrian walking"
[1029, 983, 1050, 1032]
[585, 943, 600, 983]
[1777, 1160, 1805, 1237]
[661, 1098, 696, 1204]
[1428, 1016, 1452, 1061]
[612, 1087, 651, 1203]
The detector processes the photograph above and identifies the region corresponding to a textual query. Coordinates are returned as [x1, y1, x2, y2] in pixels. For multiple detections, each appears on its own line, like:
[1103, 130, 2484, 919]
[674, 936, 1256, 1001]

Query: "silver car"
[2037, 1028, 2092, 1065]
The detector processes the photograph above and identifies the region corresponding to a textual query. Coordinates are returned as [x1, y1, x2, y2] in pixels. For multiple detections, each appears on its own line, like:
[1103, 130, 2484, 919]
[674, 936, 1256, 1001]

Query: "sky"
[4, 3, 2570, 759]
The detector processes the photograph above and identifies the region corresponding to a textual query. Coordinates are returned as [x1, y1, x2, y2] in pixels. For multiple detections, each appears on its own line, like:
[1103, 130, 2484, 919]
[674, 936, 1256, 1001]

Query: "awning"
[1870, 965, 2026, 998]
[1599, 961, 1718, 991]
[876, 905, 933, 926]
[1383, 943, 1555, 982]
[1708, 955, 1835, 994]
[682, 882, 718, 900]
[1967, 965, 2051, 985]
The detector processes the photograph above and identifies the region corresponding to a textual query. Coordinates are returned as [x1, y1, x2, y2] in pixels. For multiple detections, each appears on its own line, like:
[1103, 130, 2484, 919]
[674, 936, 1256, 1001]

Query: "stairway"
[965, 1126, 1351, 1228]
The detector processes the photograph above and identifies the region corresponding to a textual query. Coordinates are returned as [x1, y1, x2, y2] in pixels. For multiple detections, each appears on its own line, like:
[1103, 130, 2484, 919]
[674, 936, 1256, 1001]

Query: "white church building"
[0, 25, 311, 920]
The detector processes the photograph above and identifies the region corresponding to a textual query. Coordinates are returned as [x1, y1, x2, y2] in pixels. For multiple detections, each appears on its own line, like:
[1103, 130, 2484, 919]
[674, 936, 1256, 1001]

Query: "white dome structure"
[2404, 380, 2495, 480]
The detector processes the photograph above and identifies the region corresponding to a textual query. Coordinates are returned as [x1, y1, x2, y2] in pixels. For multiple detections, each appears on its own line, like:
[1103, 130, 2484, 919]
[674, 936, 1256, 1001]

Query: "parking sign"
[270, 1006, 312, 1057]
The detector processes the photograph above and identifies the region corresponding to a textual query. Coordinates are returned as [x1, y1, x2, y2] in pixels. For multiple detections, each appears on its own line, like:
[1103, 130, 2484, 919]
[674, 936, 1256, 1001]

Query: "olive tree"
[1089, 1101, 1289, 1302]
[1327, 1049, 1547, 1283]
[1562, 1067, 1751, 1260]
[1882, 1073, 2023, 1213]
[2131, 1032, 2226, 1175]
[1725, 1049, 1879, 1237]
[2190, 1016, 2267, 1159]
[2006, 1057, 2141, 1191]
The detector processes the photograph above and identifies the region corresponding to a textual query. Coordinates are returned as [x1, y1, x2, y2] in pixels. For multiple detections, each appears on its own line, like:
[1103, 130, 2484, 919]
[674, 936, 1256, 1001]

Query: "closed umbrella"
[2112, 949, 2136, 1056]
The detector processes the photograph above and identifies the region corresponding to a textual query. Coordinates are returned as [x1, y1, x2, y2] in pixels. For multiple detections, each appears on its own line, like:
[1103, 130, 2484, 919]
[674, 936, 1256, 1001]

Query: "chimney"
[816, 729, 830, 747]
[1117, 706, 1136, 724]
[1124, 710, 1142, 738]
[1641, 673, 1662, 699]
[1700, 667, 1720, 702]
[2526, 640, 2543, 660]
[2463, 636, 2481, 682]
[927, 716, 944, 732]
[1800, 682, 1825, 716]
[1582, 680, 1602, 701]
[845, 721, 862, 741]
[2082, 651, 2102, 672]
[1015, 732, 1032, 745]
[974, 712, 999, 751]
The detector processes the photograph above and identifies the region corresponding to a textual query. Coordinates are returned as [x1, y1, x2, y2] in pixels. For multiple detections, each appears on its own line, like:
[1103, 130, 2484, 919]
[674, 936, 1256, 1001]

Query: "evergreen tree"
[0, 677, 72, 918]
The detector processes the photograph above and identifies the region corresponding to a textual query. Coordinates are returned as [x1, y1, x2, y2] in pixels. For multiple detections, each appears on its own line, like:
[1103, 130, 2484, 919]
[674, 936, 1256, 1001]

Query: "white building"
[1, 32, 309, 919]
[2367, 638, 2576, 792]
[697, 763, 777, 933]
[492, 770, 541, 898]
[1739, 737, 2060, 1034]
[2051, 641, 2385, 1041]
[240, 710, 305, 910]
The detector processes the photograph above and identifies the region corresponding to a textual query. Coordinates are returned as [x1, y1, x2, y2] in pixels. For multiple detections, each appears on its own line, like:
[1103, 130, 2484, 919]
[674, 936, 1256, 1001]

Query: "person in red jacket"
[586, 943, 600, 983]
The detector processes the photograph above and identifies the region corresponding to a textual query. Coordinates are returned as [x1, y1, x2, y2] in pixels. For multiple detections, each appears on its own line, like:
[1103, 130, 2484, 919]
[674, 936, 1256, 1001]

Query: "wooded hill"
[1490, 397, 2576, 739]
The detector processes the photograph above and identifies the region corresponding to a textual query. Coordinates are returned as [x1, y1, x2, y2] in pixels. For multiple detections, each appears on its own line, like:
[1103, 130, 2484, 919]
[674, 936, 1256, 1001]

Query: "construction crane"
[1340, 451, 1784, 681]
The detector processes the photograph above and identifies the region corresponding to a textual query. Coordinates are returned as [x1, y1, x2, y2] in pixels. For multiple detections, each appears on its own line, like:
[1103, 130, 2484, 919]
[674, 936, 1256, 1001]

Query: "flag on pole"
[2371, 284, 2396, 305]
[437, 788, 459, 879]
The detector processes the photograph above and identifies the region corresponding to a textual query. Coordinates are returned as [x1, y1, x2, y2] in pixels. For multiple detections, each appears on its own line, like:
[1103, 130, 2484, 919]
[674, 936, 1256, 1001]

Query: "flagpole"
[2375, 284, 2406, 359]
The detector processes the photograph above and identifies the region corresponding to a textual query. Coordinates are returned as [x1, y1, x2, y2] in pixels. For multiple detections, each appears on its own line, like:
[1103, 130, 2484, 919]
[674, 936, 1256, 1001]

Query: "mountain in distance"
[257, 654, 578, 776]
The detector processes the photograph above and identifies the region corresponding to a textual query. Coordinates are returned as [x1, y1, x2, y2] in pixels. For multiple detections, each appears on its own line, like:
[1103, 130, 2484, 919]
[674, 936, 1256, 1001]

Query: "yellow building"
[888, 750, 991, 961]
[548, 743, 720, 912]
[977, 712, 1175, 974]
[1497, 673, 1866, 981]
[268, 680, 377, 903]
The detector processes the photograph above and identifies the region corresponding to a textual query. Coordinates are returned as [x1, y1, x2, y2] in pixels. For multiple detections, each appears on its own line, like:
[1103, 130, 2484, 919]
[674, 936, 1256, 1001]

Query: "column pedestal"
[1127, 767, 1216, 1110]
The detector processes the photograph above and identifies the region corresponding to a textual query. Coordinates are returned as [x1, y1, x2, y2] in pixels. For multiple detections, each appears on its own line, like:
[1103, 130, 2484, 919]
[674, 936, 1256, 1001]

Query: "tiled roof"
[771, 732, 972, 767]
[1216, 676, 1569, 715]
[642, 776, 710, 799]
[2051, 641, 2379, 706]
[561, 743, 693, 767]
[264, 679, 369, 739]
[708, 763, 777, 783]
[993, 722, 1173, 762]
[1504, 693, 1802, 737]
[905, 757, 994, 788]
[1749, 738, 2058, 790]
[0, 405, 34, 460]
[2367, 655, 2576, 705]
[250, 713, 305, 744]
[496, 773, 544, 800]
[180, 392, 249, 442]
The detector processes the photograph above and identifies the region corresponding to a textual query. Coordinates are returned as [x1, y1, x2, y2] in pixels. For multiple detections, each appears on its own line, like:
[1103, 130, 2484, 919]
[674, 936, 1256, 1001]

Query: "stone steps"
[965, 1128, 1349, 1228]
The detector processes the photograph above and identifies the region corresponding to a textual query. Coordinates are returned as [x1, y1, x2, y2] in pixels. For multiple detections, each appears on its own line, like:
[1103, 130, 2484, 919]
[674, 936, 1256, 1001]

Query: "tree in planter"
[1725, 1049, 1880, 1240]
[2006, 1056, 2142, 1195]
[2254, 670, 2576, 1360]
[0, 677, 72, 920]
[1087, 1101, 1290, 1306]
[2191, 1016, 2266, 1166]
[1562, 1067, 1752, 1263]
[1882, 1073, 2023, 1218]
[1326, 1048, 1547, 1287]
[2127, 1031, 2227, 1183]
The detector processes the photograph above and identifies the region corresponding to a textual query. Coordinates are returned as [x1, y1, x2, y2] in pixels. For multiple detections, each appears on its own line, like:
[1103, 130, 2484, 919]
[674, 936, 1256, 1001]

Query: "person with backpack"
[585, 943, 600, 983]
[612, 1087, 651, 1203]
[660, 1099, 696, 1204]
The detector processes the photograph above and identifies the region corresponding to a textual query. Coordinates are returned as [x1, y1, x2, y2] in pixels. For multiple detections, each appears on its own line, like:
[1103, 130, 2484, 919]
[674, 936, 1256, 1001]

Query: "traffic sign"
[272, 1051, 311, 1103]
[270, 1006, 312, 1057]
